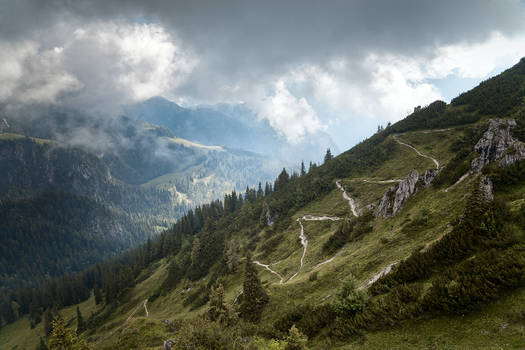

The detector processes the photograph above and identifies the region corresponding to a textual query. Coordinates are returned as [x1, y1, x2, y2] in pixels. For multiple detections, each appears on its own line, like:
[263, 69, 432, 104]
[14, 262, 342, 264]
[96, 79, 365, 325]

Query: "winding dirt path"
[444, 172, 470, 192]
[362, 179, 402, 184]
[394, 135, 440, 169]
[287, 219, 309, 282]
[336, 180, 359, 217]
[143, 299, 149, 318]
[359, 262, 397, 289]
[253, 260, 284, 284]
[312, 249, 344, 270]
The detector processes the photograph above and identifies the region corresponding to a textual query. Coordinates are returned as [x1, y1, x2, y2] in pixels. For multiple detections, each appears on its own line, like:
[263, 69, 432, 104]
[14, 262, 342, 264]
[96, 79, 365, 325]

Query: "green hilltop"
[3, 58, 525, 349]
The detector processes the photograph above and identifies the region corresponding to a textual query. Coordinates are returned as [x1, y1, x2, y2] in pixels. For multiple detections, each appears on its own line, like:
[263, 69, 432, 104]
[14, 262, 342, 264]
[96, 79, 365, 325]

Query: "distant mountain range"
[124, 97, 339, 163]
[0, 105, 279, 290]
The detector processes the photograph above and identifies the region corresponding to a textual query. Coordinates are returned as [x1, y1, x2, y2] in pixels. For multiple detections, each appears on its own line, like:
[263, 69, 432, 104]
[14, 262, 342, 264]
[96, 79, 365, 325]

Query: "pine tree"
[324, 149, 333, 163]
[48, 316, 90, 350]
[37, 337, 49, 350]
[265, 182, 271, 196]
[207, 283, 236, 325]
[93, 284, 102, 305]
[332, 275, 368, 318]
[44, 308, 54, 336]
[239, 254, 269, 322]
[76, 306, 85, 334]
[191, 236, 201, 266]
[300, 161, 306, 176]
[285, 325, 308, 350]
[257, 182, 264, 199]
[274, 168, 290, 192]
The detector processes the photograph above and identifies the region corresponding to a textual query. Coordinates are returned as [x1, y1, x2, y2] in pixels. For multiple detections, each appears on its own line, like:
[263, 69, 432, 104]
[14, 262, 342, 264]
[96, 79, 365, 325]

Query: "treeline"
[452, 57, 525, 117]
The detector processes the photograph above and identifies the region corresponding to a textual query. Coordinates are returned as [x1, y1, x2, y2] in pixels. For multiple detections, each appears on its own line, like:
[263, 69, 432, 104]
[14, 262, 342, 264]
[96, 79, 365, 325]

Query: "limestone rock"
[262, 202, 276, 226]
[422, 169, 439, 186]
[479, 175, 494, 201]
[375, 170, 419, 218]
[163, 339, 175, 350]
[471, 119, 525, 172]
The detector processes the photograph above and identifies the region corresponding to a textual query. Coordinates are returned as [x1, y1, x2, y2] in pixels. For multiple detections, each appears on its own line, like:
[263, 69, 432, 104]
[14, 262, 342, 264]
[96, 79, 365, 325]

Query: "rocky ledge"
[471, 118, 525, 172]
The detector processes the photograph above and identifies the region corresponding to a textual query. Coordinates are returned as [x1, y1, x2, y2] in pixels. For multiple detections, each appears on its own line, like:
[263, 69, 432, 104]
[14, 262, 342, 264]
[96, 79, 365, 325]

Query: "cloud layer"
[2, 0, 525, 147]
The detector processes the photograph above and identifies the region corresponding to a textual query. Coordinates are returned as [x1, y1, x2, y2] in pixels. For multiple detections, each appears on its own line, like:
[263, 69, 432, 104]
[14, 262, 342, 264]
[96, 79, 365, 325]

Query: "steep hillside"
[0, 108, 277, 292]
[3, 59, 525, 350]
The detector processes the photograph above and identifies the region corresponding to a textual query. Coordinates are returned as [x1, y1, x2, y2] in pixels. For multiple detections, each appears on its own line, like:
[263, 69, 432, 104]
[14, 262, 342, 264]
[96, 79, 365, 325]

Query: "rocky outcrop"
[422, 169, 439, 186]
[375, 170, 419, 218]
[261, 202, 276, 226]
[163, 339, 175, 350]
[471, 119, 525, 172]
[479, 175, 494, 201]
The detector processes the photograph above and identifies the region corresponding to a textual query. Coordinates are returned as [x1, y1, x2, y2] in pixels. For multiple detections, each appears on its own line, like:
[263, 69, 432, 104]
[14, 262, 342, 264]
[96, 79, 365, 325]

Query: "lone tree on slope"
[239, 254, 269, 322]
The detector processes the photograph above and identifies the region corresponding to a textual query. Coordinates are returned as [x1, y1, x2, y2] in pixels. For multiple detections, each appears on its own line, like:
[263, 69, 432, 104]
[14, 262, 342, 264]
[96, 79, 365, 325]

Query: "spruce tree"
[38, 337, 49, 350]
[300, 161, 306, 176]
[265, 182, 271, 196]
[257, 182, 264, 199]
[48, 316, 90, 350]
[44, 309, 54, 336]
[324, 149, 333, 163]
[285, 325, 308, 350]
[208, 282, 236, 325]
[239, 254, 269, 322]
[93, 284, 102, 305]
[76, 306, 85, 334]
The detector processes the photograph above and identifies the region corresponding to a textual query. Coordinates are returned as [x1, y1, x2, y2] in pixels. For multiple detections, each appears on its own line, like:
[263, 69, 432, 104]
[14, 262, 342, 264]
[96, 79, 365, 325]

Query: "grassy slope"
[3, 110, 525, 349]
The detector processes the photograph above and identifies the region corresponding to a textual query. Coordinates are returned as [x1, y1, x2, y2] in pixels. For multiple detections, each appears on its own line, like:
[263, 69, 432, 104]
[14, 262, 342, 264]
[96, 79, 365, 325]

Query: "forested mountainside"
[3, 59, 525, 350]
[0, 108, 277, 292]
[125, 97, 339, 163]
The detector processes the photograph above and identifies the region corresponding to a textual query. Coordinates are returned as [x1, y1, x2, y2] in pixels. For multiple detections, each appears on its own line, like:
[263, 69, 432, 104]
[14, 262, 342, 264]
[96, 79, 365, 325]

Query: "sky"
[1, 0, 525, 152]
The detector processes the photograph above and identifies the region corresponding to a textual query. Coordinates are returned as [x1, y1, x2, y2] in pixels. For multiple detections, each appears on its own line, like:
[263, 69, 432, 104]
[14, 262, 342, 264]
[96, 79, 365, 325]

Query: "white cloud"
[256, 80, 325, 144]
[0, 41, 81, 104]
[0, 21, 197, 113]
[427, 31, 525, 79]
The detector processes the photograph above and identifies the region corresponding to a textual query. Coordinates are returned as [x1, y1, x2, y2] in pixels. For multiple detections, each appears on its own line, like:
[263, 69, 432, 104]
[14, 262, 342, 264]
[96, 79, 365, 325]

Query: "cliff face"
[375, 170, 419, 218]
[471, 118, 525, 172]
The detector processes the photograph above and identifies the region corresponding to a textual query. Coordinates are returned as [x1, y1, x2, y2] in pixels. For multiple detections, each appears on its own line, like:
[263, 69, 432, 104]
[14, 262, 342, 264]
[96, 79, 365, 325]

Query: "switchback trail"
[253, 260, 284, 284]
[362, 179, 402, 184]
[394, 135, 440, 169]
[143, 299, 149, 318]
[288, 218, 309, 282]
[359, 263, 397, 289]
[254, 214, 343, 284]
[336, 180, 359, 217]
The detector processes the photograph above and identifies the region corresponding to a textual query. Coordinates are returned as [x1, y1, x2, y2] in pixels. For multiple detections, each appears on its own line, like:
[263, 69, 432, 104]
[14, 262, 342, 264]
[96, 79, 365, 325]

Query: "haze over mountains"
[4, 1, 525, 349]
[3, 57, 525, 349]
[125, 96, 339, 163]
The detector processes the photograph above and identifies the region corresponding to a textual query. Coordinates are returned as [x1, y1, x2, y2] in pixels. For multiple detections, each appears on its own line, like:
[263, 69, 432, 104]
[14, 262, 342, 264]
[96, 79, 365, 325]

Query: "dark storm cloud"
[1, 0, 525, 144]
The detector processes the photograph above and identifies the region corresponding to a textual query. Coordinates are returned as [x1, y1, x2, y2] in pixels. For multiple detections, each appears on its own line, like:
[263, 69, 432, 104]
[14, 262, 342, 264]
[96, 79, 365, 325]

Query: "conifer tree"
[274, 168, 290, 192]
[257, 182, 264, 199]
[38, 337, 49, 350]
[93, 284, 102, 305]
[300, 161, 306, 176]
[324, 149, 333, 163]
[44, 309, 54, 336]
[208, 282, 236, 325]
[285, 325, 308, 350]
[48, 316, 91, 350]
[265, 182, 271, 196]
[239, 254, 269, 322]
[76, 306, 85, 334]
